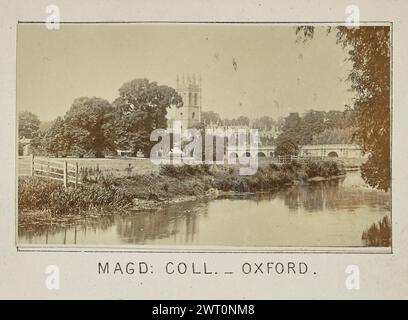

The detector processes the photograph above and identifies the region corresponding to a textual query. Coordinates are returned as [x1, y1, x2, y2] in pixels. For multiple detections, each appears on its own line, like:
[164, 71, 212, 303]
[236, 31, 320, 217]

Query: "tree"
[312, 127, 357, 144]
[236, 116, 250, 126]
[275, 138, 299, 156]
[275, 112, 302, 156]
[42, 116, 69, 157]
[63, 97, 115, 157]
[18, 111, 40, 139]
[298, 110, 326, 144]
[113, 78, 183, 156]
[201, 111, 221, 125]
[252, 116, 276, 131]
[296, 26, 391, 191]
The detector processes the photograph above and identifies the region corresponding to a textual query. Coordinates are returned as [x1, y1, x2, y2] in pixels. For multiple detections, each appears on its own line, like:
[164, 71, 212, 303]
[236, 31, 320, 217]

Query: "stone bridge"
[226, 144, 364, 159]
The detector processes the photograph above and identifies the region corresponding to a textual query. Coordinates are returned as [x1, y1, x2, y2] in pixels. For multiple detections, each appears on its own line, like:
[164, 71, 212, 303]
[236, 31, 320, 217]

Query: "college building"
[166, 73, 202, 131]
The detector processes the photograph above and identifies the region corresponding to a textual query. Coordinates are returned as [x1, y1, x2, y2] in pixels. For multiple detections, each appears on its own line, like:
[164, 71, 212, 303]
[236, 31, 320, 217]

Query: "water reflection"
[116, 202, 206, 244]
[18, 171, 390, 247]
[19, 215, 115, 245]
[276, 178, 389, 212]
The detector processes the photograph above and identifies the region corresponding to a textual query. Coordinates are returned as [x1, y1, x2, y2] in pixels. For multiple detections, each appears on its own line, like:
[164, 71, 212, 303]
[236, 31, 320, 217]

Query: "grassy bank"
[18, 160, 345, 216]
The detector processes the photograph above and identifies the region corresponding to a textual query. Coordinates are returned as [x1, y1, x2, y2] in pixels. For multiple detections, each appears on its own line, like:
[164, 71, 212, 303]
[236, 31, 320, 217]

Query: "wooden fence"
[18, 155, 80, 188]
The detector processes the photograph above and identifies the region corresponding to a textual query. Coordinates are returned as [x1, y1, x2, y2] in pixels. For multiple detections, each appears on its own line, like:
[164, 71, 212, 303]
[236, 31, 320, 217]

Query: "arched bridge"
[227, 144, 365, 159]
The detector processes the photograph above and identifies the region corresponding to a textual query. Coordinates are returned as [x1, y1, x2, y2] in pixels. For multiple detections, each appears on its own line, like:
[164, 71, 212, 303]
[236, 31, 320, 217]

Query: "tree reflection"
[19, 215, 115, 244]
[279, 177, 389, 213]
[115, 202, 204, 244]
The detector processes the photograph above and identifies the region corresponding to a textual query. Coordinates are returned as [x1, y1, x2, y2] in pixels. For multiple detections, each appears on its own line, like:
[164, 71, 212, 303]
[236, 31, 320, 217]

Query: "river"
[18, 171, 391, 247]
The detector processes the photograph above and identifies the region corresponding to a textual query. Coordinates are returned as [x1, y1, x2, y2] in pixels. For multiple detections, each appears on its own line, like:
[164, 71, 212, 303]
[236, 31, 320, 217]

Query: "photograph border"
[15, 20, 394, 255]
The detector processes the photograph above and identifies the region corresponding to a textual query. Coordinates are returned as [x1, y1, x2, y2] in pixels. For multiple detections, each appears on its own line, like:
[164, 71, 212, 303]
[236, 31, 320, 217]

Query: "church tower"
[167, 73, 202, 130]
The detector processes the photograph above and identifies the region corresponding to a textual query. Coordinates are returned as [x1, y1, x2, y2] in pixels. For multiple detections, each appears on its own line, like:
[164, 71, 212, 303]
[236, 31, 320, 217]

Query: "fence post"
[63, 160, 68, 188]
[75, 162, 79, 188]
[30, 154, 34, 177]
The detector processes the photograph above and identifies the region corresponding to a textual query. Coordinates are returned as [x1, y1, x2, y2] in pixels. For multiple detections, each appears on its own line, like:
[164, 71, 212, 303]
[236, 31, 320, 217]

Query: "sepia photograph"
[16, 22, 391, 249]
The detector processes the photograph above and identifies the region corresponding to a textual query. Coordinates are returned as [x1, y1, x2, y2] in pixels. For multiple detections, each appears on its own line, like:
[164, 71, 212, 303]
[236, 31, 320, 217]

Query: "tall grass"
[362, 216, 391, 247]
[18, 176, 134, 215]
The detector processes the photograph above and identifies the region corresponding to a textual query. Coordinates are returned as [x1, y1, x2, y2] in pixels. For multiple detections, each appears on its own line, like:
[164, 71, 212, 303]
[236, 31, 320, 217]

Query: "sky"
[17, 23, 355, 122]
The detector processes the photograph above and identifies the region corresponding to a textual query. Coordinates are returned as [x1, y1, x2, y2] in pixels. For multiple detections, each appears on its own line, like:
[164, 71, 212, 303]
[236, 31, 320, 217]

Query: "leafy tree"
[42, 97, 114, 157]
[296, 26, 391, 190]
[18, 111, 40, 139]
[275, 112, 302, 156]
[275, 139, 299, 157]
[312, 127, 357, 144]
[252, 116, 276, 131]
[275, 109, 354, 154]
[236, 116, 250, 126]
[62, 97, 115, 157]
[42, 117, 70, 157]
[113, 79, 183, 156]
[324, 110, 356, 130]
[298, 110, 326, 144]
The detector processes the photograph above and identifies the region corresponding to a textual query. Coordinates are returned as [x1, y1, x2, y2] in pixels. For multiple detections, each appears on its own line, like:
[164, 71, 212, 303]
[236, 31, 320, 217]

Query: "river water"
[18, 171, 391, 247]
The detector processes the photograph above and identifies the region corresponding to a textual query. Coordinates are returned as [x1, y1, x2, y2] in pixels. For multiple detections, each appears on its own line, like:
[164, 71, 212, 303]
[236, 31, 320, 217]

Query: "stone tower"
[167, 73, 202, 130]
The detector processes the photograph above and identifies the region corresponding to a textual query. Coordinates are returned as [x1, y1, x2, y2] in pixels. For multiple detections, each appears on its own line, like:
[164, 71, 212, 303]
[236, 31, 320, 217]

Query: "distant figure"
[125, 163, 133, 176]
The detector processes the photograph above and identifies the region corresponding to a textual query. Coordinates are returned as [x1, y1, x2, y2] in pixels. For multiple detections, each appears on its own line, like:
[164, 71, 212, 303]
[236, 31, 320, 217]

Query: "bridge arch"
[257, 151, 266, 157]
[328, 151, 339, 158]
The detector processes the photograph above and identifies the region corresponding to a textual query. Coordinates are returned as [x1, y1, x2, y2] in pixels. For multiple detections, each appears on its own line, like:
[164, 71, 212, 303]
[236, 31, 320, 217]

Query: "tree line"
[201, 111, 279, 130]
[19, 78, 182, 158]
[20, 85, 357, 161]
[200, 109, 356, 149]
[275, 109, 357, 156]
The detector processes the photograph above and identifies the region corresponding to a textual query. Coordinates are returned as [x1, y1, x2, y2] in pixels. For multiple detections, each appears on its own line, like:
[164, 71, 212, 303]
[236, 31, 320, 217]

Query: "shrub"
[304, 160, 344, 178]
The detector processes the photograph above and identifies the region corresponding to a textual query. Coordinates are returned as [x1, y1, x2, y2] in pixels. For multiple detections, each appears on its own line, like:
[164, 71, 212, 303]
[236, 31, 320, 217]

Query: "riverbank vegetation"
[19, 160, 345, 216]
[362, 216, 391, 247]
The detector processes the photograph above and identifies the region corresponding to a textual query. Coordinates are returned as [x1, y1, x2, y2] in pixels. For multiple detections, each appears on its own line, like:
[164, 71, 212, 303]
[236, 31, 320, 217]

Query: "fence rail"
[18, 155, 80, 188]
